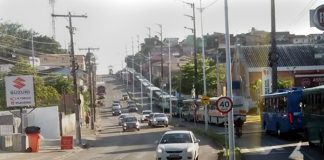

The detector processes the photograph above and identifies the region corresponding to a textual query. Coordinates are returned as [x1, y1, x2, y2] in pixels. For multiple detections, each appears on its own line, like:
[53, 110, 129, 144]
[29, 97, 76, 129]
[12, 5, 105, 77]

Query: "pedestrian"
[85, 112, 90, 128]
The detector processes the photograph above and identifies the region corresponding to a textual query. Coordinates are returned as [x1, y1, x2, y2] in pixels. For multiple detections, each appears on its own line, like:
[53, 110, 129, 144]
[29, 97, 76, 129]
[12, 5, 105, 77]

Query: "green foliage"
[172, 54, 225, 96]
[0, 22, 64, 54]
[44, 75, 73, 95]
[278, 79, 293, 89]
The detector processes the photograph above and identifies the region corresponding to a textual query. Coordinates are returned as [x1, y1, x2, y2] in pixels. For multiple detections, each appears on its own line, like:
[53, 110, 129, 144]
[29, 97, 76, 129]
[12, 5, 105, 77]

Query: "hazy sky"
[0, 0, 323, 74]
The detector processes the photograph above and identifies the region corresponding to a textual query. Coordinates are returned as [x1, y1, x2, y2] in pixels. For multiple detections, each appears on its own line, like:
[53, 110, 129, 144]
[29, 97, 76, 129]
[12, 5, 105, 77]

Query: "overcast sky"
[0, 0, 323, 74]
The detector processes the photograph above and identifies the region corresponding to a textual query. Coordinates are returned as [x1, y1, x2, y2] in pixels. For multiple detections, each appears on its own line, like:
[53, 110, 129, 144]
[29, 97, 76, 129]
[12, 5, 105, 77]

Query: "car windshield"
[155, 114, 166, 117]
[160, 133, 192, 144]
[112, 103, 119, 106]
[143, 111, 151, 115]
[124, 117, 137, 122]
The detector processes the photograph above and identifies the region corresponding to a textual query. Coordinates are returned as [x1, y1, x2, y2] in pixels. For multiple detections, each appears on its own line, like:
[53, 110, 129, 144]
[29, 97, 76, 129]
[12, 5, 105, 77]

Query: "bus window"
[278, 97, 287, 113]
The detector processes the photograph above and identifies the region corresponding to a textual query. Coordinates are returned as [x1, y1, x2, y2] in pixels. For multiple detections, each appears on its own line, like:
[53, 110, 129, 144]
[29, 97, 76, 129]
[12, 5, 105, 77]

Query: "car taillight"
[288, 112, 293, 124]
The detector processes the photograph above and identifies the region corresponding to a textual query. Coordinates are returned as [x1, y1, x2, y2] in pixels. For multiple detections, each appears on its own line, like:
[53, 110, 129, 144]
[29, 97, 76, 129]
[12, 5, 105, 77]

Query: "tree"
[44, 75, 73, 95]
[172, 54, 225, 97]
[0, 22, 65, 54]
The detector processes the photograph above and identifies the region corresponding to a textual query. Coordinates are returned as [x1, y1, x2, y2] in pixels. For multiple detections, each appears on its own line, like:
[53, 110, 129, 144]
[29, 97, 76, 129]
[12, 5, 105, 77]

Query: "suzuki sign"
[310, 5, 324, 30]
[5, 75, 35, 107]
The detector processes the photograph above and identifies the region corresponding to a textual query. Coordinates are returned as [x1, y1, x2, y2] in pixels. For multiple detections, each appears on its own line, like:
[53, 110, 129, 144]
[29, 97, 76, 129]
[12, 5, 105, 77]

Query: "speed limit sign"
[216, 97, 233, 113]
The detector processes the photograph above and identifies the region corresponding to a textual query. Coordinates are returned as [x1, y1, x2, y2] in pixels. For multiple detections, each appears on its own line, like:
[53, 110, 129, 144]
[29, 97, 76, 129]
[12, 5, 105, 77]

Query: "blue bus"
[261, 89, 303, 136]
[300, 85, 324, 152]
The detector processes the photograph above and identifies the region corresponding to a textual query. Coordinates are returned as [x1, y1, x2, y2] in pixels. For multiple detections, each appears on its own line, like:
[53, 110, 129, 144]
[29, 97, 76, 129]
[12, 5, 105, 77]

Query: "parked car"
[140, 110, 152, 123]
[122, 116, 140, 131]
[112, 108, 121, 116]
[128, 106, 138, 113]
[151, 113, 169, 127]
[156, 130, 200, 160]
[118, 113, 129, 126]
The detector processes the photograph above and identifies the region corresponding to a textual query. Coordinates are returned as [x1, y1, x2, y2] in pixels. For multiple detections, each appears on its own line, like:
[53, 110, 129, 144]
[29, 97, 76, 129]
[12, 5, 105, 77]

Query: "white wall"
[26, 106, 60, 139]
[61, 113, 75, 135]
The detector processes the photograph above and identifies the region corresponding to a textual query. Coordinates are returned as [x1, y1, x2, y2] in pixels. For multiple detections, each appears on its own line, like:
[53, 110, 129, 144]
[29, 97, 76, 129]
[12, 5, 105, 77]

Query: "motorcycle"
[234, 118, 244, 138]
[235, 125, 243, 138]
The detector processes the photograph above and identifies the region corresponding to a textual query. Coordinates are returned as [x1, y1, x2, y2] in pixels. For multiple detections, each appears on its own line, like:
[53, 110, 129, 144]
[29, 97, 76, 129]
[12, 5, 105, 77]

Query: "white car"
[141, 110, 152, 122]
[156, 130, 200, 160]
[151, 113, 168, 127]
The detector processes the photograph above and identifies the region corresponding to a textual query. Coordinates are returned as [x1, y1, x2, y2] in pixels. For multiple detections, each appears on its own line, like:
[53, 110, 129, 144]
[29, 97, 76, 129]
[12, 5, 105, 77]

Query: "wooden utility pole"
[52, 12, 87, 146]
[80, 47, 99, 130]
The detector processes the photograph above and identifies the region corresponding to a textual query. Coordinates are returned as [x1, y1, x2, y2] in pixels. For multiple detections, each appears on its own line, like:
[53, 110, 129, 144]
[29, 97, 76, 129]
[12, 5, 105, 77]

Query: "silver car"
[151, 113, 168, 127]
[122, 116, 140, 131]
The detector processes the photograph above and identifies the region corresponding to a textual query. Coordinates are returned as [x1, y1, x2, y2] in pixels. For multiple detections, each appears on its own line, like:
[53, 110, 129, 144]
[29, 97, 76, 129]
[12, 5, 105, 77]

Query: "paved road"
[63, 75, 220, 160]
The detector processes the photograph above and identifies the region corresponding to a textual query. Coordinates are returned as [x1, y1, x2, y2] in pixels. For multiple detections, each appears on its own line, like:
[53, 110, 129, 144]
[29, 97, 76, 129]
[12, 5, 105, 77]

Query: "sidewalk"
[0, 124, 97, 160]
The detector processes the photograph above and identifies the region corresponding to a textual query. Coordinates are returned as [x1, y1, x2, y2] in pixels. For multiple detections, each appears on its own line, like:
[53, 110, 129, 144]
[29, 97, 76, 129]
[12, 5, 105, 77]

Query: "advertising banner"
[5, 75, 35, 107]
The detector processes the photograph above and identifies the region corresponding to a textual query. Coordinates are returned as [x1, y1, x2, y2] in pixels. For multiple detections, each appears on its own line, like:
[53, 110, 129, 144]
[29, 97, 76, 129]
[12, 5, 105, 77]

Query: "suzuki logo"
[13, 77, 26, 89]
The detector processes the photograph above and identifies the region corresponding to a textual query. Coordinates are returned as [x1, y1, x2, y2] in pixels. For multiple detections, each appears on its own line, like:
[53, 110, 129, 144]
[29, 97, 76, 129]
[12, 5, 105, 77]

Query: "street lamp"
[198, 0, 208, 132]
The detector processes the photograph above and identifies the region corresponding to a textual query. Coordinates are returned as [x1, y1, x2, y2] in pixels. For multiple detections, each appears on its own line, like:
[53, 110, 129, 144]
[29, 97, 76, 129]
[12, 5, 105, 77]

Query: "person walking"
[85, 112, 90, 128]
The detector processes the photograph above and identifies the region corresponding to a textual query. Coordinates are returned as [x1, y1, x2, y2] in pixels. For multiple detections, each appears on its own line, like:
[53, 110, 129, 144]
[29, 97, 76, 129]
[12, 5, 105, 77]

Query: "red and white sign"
[5, 75, 35, 107]
[216, 97, 233, 114]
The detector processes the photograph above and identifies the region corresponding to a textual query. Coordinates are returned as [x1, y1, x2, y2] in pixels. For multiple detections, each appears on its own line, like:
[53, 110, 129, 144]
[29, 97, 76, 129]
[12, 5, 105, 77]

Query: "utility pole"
[270, 0, 278, 92]
[132, 37, 135, 96]
[156, 24, 164, 97]
[146, 27, 153, 112]
[80, 47, 99, 130]
[31, 29, 35, 67]
[156, 24, 164, 112]
[125, 46, 129, 90]
[184, 2, 198, 100]
[52, 12, 87, 146]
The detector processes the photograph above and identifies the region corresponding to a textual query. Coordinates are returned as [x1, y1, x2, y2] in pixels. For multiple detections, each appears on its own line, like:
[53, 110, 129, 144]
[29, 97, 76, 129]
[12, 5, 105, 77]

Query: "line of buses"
[123, 68, 248, 126]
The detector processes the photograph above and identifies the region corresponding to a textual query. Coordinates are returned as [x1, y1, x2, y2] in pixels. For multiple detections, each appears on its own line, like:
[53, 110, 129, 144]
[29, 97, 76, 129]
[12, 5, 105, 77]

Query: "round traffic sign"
[313, 5, 324, 30]
[216, 97, 233, 113]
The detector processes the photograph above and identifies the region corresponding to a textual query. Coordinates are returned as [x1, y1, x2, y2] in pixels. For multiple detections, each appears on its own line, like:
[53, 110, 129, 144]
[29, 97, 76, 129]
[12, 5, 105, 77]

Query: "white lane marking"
[240, 141, 308, 154]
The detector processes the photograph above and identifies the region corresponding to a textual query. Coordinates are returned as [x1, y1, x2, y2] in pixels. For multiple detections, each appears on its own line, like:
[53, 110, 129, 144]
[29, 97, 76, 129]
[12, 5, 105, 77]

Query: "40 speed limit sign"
[216, 96, 233, 114]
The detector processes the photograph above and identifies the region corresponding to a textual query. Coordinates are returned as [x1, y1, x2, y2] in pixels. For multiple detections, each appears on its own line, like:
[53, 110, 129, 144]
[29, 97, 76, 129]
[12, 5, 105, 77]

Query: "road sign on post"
[201, 96, 209, 105]
[216, 96, 233, 114]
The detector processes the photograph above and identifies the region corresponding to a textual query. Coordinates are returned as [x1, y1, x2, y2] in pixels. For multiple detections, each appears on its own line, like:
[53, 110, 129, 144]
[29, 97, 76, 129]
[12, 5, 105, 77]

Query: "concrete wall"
[0, 134, 27, 151]
[26, 106, 60, 139]
[61, 113, 75, 136]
